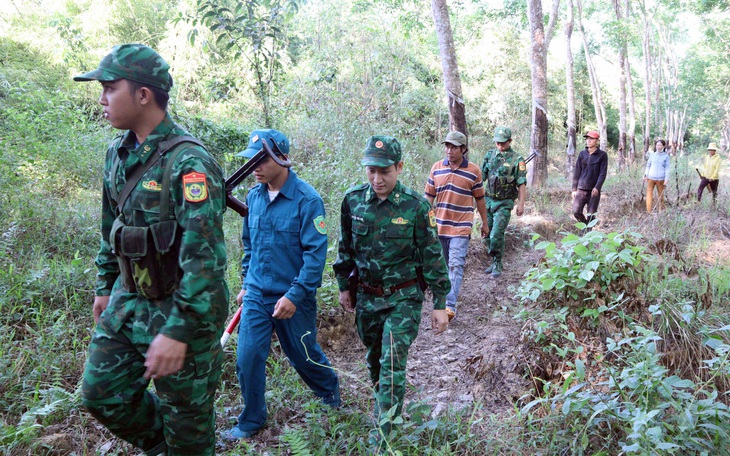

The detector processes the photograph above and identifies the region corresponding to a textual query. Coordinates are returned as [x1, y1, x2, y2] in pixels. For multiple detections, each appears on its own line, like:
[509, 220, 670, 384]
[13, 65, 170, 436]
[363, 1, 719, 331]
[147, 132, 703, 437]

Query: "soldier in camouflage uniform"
[480, 126, 527, 278]
[75, 44, 229, 456]
[333, 135, 450, 446]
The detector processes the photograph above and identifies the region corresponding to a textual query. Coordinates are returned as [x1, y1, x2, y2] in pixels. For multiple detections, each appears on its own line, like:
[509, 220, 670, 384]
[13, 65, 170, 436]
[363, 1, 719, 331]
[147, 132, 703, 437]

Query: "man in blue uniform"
[223, 129, 340, 441]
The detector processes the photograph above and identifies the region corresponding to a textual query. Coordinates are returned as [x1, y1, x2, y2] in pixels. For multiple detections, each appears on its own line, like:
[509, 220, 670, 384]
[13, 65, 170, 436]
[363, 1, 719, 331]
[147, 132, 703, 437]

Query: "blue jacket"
[241, 170, 327, 304]
[644, 151, 671, 181]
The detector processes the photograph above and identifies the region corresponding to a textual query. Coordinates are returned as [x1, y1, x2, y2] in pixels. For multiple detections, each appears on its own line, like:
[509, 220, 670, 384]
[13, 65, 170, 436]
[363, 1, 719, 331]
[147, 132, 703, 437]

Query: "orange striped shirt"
[424, 158, 484, 238]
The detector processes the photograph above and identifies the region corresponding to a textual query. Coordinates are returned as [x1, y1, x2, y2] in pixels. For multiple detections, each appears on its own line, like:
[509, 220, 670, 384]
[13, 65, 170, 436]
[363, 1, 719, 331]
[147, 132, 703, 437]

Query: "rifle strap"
[114, 135, 204, 217]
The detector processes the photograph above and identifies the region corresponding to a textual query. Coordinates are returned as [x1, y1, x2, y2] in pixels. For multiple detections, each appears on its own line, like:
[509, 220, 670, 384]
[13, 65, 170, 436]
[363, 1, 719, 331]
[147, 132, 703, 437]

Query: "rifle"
[524, 150, 542, 165]
[695, 168, 702, 179]
[220, 139, 292, 347]
[225, 138, 292, 217]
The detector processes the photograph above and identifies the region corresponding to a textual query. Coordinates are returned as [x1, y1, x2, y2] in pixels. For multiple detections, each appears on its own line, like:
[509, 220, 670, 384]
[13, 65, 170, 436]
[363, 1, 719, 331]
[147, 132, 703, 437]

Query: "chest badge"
[391, 217, 409, 225]
[142, 180, 162, 191]
[183, 172, 208, 203]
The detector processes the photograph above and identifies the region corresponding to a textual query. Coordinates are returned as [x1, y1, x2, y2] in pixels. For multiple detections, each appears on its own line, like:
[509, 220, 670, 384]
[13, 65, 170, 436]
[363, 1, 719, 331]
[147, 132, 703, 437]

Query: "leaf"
[521, 398, 545, 415]
[562, 398, 572, 415]
[618, 248, 635, 264]
[579, 269, 595, 281]
[575, 357, 585, 381]
[541, 277, 556, 290]
[535, 240, 552, 250]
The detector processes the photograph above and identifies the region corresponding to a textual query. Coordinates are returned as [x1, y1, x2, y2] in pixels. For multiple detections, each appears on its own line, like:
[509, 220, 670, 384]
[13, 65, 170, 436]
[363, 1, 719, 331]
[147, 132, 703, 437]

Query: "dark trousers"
[697, 178, 719, 202]
[235, 293, 340, 433]
[572, 189, 601, 225]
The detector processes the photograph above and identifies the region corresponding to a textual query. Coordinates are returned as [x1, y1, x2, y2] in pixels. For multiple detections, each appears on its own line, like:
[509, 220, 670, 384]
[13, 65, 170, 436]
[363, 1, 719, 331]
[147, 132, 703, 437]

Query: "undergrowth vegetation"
[515, 225, 730, 455]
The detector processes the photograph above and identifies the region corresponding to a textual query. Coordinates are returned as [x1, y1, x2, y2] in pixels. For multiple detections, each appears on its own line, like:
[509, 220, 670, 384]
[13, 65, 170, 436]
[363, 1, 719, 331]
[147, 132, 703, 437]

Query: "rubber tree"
[526, 0, 560, 187]
[564, 0, 577, 178]
[577, 0, 608, 151]
[613, 0, 628, 170]
[431, 0, 467, 135]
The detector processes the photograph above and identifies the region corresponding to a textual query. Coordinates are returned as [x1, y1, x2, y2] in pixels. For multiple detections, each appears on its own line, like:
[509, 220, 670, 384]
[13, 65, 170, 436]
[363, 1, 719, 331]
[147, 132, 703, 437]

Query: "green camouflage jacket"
[95, 114, 229, 342]
[333, 180, 450, 311]
[481, 146, 527, 200]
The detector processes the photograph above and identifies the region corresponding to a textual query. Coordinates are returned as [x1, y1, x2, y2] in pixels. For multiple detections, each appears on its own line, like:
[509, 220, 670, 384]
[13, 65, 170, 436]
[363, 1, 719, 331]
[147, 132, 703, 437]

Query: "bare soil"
[320, 215, 560, 423]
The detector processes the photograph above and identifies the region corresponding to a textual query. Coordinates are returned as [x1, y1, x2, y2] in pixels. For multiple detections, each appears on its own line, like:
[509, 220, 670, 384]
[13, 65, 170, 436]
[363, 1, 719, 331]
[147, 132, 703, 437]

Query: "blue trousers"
[234, 293, 339, 433]
[439, 236, 469, 310]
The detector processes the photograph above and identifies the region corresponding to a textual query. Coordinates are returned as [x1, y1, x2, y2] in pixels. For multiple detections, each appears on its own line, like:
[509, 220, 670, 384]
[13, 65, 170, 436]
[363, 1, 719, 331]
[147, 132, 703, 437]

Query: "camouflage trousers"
[81, 301, 223, 456]
[484, 196, 515, 262]
[356, 298, 422, 434]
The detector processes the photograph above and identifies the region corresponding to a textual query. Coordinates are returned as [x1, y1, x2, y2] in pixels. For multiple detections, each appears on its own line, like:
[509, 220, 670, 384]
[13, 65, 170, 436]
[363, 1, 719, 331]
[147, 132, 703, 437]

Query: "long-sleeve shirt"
[644, 151, 671, 181]
[572, 148, 608, 192]
[95, 113, 229, 342]
[700, 154, 722, 180]
[333, 180, 451, 311]
[241, 169, 327, 305]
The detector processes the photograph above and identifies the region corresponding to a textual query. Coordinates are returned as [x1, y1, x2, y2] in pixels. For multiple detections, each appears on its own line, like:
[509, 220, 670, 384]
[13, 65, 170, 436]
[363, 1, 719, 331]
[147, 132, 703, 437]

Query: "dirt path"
[405, 228, 543, 416]
[322, 219, 552, 421]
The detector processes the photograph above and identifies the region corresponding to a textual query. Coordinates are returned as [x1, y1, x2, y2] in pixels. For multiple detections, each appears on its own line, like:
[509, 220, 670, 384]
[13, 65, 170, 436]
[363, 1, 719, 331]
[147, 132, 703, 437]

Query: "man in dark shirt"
[571, 131, 608, 228]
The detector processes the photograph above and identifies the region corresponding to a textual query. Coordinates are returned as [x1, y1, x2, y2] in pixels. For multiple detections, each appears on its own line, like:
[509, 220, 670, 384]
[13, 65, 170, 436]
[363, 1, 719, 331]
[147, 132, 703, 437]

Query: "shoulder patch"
[182, 172, 208, 203]
[314, 215, 327, 235]
[518, 161, 526, 172]
[428, 209, 437, 228]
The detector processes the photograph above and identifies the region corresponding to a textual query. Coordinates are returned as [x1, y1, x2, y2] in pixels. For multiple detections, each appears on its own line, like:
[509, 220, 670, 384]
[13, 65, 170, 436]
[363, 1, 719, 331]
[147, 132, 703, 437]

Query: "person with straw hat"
[697, 142, 722, 205]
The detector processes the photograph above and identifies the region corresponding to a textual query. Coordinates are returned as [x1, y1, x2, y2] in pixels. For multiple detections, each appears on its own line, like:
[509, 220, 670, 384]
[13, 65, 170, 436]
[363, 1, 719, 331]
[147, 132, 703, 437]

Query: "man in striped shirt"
[424, 131, 489, 321]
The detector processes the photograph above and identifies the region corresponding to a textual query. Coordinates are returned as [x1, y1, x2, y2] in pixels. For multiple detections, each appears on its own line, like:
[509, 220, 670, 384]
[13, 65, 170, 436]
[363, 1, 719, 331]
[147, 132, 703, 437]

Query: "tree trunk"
[431, 0, 467, 135]
[614, 0, 627, 171]
[577, 0, 607, 150]
[526, 0, 560, 187]
[565, 0, 577, 178]
[641, 2, 652, 159]
[624, 0, 637, 164]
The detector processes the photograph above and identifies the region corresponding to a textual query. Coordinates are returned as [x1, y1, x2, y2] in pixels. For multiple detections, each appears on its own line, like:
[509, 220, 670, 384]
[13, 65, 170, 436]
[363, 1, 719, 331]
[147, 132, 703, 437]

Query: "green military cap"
[74, 44, 173, 92]
[493, 126, 512, 143]
[442, 131, 467, 147]
[361, 135, 402, 167]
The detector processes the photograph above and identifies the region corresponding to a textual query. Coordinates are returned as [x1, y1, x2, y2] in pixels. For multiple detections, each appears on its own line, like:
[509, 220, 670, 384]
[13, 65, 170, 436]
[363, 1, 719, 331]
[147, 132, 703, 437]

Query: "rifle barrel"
[225, 139, 293, 195]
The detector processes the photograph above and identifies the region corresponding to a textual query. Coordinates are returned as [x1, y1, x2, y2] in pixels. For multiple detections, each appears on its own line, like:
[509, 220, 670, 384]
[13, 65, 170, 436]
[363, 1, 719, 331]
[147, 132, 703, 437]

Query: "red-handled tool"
[220, 305, 243, 347]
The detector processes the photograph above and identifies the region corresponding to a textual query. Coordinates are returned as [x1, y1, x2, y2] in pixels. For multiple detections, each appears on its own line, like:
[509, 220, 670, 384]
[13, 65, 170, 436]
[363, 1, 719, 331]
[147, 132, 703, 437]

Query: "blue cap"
[237, 129, 290, 158]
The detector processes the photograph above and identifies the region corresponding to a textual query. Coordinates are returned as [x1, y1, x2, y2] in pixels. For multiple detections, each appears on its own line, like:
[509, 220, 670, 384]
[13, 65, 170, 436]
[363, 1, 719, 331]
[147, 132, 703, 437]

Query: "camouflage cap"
[442, 131, 467, 147]
[362, 135, 402, 167]
[236, 129, 290, 158]
[493, 126, 512, 143]
[74, 44, 173, 92]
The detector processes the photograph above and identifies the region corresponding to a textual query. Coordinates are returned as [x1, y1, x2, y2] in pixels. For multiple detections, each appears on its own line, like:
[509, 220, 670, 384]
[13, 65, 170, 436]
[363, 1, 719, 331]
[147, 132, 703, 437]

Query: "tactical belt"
[359, 278, 419, 297]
